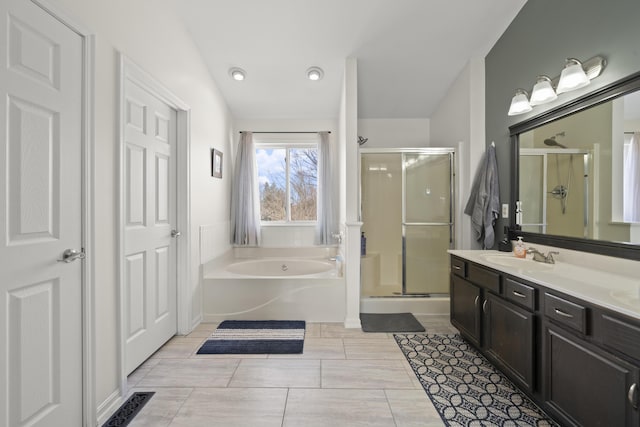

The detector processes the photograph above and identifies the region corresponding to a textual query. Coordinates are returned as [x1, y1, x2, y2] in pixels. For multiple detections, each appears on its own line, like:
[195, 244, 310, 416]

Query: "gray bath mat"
[360, 312, 425, 332]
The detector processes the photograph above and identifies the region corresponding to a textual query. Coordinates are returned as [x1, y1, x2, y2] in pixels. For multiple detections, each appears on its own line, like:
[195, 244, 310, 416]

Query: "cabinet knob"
[629, 383, 638, 410]
[483, 300, 488, 314]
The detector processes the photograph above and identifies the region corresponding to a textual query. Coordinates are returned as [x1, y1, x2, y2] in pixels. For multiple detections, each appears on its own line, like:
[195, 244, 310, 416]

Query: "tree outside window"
[256, 144, 317, 222]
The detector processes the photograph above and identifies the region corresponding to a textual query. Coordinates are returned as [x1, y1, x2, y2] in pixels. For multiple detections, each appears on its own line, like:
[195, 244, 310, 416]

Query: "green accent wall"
[485, 0, 640, 244]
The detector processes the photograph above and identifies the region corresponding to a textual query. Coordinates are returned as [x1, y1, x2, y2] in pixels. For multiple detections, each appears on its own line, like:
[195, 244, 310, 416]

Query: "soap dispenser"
[514, 236, 526, 258]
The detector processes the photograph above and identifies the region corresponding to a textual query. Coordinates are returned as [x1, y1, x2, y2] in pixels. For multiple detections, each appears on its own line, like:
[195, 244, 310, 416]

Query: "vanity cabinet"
[450, 275, 481, 347]
[483, 292, 534, 391]
[450, 256, 535, 391]
[543, 322, 639, 427]
[450, 253, 640, 427]
[542, 291, 640, 427]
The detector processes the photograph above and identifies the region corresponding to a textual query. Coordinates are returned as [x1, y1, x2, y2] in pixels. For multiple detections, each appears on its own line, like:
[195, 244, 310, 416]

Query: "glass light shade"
[508, 89, 533, 116]
[307, 66, 324, 81]
[529, 76, 557, 106]
[230, 68, 246, 81]
[556, 59, 590, 94]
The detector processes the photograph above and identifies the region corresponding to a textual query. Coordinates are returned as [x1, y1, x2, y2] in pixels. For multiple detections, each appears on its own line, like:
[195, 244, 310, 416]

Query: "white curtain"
[230, 132, 261, 245]
[623, 132, 640, 222]
[315, 131, 337, 244]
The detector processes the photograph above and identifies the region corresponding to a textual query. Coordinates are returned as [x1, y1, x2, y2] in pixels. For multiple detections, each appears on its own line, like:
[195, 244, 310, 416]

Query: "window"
[256, 143, 317, 222]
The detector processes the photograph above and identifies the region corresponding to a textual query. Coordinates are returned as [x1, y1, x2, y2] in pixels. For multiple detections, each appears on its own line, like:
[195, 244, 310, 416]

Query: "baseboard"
[343, 317, 362, 329]
[96, 388, 124, 426]
[190, 313, 203, 332]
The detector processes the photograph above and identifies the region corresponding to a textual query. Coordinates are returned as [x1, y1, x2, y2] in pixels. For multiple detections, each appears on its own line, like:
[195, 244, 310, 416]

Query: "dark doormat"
[360, 312, 425, 332]
[197, 320, 305, 354]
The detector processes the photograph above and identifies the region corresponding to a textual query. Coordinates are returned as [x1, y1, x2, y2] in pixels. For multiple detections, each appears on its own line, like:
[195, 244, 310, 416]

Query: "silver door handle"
[171, 230, 181, 238]
[629, 383, 638, 410]
[57, 249, 85, 263]
[554, 308, 574, 318]
[512, 291, 526, 298]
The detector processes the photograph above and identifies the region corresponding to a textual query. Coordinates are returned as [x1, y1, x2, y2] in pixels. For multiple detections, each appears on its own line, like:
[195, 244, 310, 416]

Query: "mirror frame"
[509, 70, 640, 261]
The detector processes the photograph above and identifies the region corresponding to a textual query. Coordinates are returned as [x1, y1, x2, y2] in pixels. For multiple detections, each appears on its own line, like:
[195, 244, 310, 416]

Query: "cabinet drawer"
[451, 257, 466, 278]
[468, 264, 500, 294]
[601, 314, 640, 362]
[504, 278, 535, 311]
[544, 293, 587, 334]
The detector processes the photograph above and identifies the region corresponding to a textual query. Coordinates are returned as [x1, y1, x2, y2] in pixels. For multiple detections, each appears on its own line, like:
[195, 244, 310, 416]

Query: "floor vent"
[102, 392, 155, 427]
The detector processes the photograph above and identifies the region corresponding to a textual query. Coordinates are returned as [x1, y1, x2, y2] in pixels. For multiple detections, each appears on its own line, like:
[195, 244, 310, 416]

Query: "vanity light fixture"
[529, 75, 557, 106]
[306, 66, 324, 81]
[556, 58, 590, 94]
[229, 67, 246, 81]
[508, 89, 533, 116]
[507, 56, 606, 116]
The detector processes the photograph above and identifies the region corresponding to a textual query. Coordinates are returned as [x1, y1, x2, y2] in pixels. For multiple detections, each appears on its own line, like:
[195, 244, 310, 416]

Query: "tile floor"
[126, 315, 458, 427]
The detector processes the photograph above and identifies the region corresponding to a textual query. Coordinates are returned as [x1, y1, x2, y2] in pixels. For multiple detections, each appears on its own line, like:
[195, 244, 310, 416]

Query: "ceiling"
[177, 0, 526, 120]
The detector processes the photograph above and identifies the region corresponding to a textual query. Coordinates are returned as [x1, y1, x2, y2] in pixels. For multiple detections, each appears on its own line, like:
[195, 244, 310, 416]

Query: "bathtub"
[226, 258, 335, 277]
[202, 247, 345, 322]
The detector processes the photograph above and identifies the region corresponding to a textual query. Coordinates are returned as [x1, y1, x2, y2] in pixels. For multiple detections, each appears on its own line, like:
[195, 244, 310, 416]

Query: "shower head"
[543, 138, 567, 149]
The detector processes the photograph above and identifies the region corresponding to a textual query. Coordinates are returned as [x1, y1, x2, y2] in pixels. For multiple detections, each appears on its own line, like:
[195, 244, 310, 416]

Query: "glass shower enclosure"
[519, 149, 590, 238]
[360, 149, 455, 297]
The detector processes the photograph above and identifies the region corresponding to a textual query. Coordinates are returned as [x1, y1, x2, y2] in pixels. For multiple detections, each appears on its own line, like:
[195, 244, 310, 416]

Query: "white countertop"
[449, 248, 640, 321]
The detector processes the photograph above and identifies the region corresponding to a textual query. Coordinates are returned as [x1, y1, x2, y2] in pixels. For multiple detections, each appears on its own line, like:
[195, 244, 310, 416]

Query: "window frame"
[255, 140, 318, 225]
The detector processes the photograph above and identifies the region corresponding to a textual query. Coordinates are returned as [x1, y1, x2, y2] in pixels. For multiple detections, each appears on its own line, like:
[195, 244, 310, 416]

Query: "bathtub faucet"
[331, 232, 343, 244]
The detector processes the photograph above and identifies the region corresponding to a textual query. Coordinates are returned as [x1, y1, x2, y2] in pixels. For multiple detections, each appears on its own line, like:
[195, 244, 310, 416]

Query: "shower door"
[519, 149, 590, 238]
[403, 152, 453, 295]
[360, 149, 454, 297]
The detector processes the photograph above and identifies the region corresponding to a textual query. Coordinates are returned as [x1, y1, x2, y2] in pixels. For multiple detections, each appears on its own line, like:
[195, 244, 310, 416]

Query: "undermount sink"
[480, 254, 555, 271]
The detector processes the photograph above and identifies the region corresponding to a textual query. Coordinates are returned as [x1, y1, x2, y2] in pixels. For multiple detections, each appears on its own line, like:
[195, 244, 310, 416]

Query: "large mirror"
[510, 71, 640, 260]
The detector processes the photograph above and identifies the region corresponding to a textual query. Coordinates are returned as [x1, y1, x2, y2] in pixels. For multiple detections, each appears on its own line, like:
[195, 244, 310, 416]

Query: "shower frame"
[359, 147, 456, 297]
[520, 148, 591, 237]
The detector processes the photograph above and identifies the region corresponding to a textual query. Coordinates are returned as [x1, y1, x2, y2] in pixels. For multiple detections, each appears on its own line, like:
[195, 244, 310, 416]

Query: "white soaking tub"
[202, 247, 344, 322]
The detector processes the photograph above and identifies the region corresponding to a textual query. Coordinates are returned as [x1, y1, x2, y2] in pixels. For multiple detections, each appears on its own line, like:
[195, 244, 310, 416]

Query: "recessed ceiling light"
[229, 67, 246, 81]
[307, 66, 323, 81]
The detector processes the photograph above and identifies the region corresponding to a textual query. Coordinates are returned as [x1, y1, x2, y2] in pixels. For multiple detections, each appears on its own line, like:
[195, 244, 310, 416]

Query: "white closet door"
[0, 0, 84, 425]
[123, 76, 178, 375]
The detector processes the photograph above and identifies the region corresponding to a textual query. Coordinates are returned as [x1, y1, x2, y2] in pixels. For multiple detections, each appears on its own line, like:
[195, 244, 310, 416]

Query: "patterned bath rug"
[197, 320, 305, 354]
[394, 333, 559, 427]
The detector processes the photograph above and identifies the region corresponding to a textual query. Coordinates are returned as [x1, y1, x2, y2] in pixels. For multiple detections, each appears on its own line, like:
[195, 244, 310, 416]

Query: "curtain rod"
[624, 131, 638, 134]
[239, 131, 330, 134]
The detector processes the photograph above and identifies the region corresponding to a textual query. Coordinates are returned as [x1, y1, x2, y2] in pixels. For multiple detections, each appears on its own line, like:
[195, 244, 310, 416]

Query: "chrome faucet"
[527, 247, 559, 264]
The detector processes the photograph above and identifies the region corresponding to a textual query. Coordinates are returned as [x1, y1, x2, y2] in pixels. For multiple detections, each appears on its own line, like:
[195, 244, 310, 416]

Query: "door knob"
[58, 249, 85, 263]
[171, 230, 181, 238]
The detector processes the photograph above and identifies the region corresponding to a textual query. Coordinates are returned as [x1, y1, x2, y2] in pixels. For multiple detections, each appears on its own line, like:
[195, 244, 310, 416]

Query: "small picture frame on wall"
[211, 148, 223, 178]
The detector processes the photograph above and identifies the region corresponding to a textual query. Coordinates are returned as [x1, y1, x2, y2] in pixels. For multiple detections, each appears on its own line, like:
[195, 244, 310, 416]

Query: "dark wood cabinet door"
[543, 324, 640, 427]
[484, 293, 535, 391]
[450, 275, 481, 347]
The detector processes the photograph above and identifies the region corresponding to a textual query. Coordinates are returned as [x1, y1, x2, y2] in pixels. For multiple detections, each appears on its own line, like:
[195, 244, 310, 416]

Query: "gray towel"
[464, 144, 500, 248]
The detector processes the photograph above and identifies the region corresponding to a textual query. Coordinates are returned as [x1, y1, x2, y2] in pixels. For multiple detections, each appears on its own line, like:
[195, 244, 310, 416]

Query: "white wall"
[357, 118, 430, 148]
[50, 0, 232, 418]
[430, 58, 486, 250]
[231, 119, 339, 247]
[341, 58, 362, 328]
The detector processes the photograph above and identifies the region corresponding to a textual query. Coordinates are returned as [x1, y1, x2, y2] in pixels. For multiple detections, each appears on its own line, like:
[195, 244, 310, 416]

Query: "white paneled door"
[123, 74, 178, 375]
[0, 0, 84, 426]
